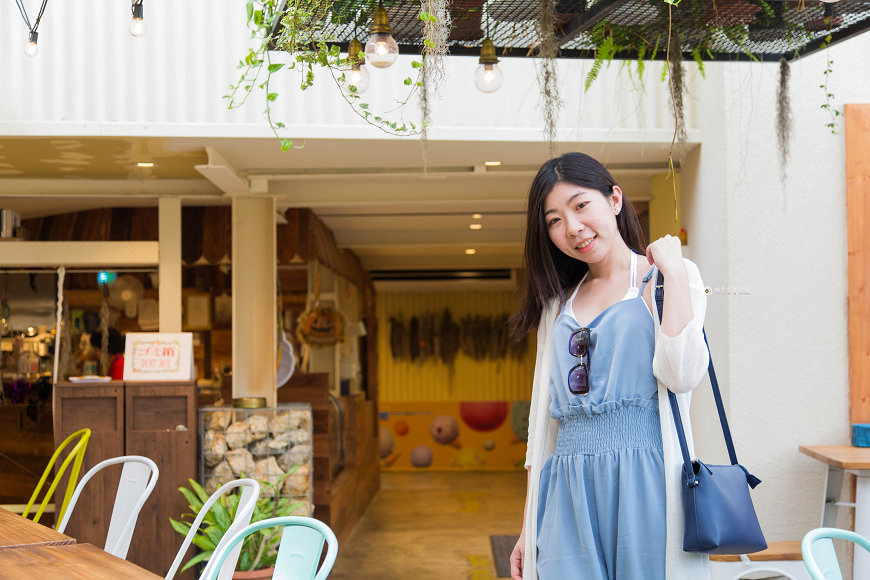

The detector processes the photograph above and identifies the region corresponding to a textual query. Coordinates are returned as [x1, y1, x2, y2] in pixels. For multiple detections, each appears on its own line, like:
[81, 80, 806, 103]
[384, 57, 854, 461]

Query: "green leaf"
[189, 480, 209, 504]
[204, 525, 224, 547]
[212, 501, 232, 531]
[267, 93, 279, 101]
[419, 11, 430, 20]
[253, 9, 263, 25]
[692, 48, 705, 79]
[276, 122, 285, 128]
[411, 60, 422, 69]
[169, 518, 192, 537]
[246, 2, 254, 23]
[181, 550, 213, 572]
[239, 551, 253, 571]
[179, 487, 203, 513]
[404, 77, 412, 85]
[281, 139, 294, 152]
[268, 63, 285, 73]
[359, 103, 369, 110]
[192, 534, 216, 551]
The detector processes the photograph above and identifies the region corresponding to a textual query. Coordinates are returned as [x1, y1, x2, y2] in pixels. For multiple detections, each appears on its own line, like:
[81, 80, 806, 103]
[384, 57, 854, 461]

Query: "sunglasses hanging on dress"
[568, 327, 590, 395]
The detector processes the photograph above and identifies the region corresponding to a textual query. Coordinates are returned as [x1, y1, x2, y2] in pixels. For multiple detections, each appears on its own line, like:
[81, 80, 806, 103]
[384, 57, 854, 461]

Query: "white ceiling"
[0, 136, 681, 275]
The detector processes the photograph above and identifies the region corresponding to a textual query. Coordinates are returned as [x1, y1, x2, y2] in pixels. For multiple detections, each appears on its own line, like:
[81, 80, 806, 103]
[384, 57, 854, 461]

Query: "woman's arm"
[510, 469, 531, 579]
[646, 236, 709, 394]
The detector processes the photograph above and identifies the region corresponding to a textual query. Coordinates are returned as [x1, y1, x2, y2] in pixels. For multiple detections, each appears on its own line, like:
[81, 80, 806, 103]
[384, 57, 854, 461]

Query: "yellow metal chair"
[21, 428, 90, 527]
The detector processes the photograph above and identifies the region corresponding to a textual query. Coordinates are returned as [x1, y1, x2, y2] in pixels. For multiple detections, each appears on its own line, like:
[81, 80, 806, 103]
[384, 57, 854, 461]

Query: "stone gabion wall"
[200, 403, 313, 516]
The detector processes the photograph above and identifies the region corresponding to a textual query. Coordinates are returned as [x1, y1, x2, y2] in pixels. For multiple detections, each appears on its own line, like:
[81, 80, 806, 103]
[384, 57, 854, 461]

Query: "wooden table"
[800, 445, 870, 579]
[0, 543, 162, 580]
[0, 507, 75, 550]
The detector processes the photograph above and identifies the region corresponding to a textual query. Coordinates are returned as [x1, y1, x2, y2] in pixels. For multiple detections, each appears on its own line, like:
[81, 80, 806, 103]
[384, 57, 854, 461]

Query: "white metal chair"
[710, 542, 811, 580]
[165, 479, 261, 580]
[56, 455, 159, 560]
[206, 516, 338, 580]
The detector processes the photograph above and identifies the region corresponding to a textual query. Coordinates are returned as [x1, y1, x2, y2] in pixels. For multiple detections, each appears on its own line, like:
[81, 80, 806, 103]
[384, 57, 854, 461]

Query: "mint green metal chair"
[206, 516, 338, 580]
[801, 528, 870, 579]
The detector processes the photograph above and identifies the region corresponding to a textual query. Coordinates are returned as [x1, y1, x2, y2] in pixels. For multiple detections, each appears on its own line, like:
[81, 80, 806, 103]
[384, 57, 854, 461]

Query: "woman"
[89, 327, 126, 380]
[508, 153, 711, 580]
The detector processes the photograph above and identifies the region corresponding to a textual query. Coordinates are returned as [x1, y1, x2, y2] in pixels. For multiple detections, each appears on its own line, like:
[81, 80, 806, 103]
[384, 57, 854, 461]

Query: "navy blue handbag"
[655, 271, 767, 555]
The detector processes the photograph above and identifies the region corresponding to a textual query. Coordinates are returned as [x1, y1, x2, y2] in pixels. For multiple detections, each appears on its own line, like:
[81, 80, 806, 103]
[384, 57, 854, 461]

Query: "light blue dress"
[536, 250, 666, 580]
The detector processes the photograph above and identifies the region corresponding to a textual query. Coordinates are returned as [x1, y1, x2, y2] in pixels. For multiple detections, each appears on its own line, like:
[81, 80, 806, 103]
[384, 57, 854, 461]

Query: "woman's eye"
[576, 202, 588, 210]
[548, 217, 560, 226]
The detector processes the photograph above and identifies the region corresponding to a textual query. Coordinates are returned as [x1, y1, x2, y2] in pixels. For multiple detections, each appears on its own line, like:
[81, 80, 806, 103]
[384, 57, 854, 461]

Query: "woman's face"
[543, 182, 622, 263]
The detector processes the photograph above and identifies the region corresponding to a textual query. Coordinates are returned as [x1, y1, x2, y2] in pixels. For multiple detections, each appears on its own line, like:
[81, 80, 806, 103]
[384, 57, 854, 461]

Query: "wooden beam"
[847, 104, 870, 424]
[555, 0, 633, 47]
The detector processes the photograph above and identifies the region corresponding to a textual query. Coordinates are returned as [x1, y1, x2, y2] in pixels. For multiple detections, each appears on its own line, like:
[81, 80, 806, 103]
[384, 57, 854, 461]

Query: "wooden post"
[847, 104, 870, 425]
[232, 196, 277, 405]
[159, 197, 182, 333]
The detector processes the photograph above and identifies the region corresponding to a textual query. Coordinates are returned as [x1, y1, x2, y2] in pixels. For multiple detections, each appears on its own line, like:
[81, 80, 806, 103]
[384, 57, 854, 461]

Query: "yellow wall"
[649, 172, 682, 242]
[377, 292, 536, 403]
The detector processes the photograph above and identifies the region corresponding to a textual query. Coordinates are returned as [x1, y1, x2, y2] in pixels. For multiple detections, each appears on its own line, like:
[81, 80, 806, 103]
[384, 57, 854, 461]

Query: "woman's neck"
[585, 238, 632, 282]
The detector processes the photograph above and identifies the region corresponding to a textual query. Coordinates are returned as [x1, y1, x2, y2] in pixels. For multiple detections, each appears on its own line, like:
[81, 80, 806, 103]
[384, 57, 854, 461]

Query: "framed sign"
[123, 332, 194, 381]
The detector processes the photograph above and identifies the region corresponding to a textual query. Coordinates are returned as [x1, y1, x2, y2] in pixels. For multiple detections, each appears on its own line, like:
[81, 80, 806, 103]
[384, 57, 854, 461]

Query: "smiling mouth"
[576, 235, 596, 250]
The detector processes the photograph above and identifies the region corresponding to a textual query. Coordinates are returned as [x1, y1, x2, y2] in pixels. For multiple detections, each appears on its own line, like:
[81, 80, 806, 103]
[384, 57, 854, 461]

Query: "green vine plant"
[818, 34, 841, 134]
[225, 0, 436, 152]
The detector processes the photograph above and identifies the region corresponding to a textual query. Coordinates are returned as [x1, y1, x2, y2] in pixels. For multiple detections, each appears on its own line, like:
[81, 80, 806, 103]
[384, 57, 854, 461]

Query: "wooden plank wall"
[125, 381, 197, 580]
[847, 104, 870, 424]
[52, 382, 125, 548]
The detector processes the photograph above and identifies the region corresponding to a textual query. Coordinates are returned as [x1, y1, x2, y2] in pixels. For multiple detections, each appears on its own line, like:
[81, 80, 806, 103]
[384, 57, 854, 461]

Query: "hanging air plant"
[776, 57, 793, 184]
[537, 0, 562, 157]
[666, 28, 688, 160]
[419, 0, 451, 159]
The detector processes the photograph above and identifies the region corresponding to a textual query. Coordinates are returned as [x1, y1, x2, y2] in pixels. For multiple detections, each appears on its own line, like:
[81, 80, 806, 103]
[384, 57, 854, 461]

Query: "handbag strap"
[654, 270, 761, 489]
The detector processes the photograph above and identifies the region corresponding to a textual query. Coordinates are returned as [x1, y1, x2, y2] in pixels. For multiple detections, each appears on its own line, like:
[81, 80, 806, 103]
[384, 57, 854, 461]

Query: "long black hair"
[509, 152, 647, 339]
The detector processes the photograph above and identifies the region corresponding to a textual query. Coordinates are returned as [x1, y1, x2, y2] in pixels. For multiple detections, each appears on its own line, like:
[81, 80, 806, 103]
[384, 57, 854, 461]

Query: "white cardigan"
[523, 258, 712, 580]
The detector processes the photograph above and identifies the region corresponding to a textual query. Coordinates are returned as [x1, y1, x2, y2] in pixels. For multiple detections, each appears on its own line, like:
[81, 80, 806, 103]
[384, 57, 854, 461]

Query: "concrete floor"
[328, 471, 527, 580]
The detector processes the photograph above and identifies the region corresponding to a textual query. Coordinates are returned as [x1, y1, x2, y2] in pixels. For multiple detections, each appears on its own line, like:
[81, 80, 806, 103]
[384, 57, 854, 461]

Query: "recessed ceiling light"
[469, 224, 482, 230]
[472, 214, 482, 219]
[484, 161, 501, 166]
[137, 162, 155, 167]
[465, 249, 476, 255]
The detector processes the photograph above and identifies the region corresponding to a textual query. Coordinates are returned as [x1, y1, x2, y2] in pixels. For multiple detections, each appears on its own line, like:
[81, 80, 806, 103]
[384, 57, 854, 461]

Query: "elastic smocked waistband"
[555, 405, 662, 456]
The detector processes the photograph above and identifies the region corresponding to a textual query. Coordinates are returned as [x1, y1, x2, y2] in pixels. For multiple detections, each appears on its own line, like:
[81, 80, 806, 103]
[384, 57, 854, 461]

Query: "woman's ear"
[610, 186, 624, 213]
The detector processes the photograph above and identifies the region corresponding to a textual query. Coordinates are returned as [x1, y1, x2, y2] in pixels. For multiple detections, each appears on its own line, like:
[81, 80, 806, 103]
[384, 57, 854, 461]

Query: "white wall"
[0, 0, 695, 143]
[684, 34, 870, 571]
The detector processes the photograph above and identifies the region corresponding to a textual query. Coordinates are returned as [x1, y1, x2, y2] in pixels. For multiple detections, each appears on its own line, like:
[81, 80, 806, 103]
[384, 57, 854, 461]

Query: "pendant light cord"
[15, 0, 49, 32]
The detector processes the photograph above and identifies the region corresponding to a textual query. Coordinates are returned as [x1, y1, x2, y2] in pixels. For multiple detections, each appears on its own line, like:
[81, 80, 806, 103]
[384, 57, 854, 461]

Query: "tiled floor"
[328, 471, 527, 580]
[328, 470, 790, 580]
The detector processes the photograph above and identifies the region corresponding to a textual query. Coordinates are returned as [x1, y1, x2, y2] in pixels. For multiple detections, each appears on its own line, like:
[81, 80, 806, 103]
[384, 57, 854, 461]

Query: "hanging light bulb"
[365, 3, 399, 69]
[474, 39, 504, 93]
[24, 31, 38, 57]
[129, 1, 146, 37]
[343, 38, 371, 95]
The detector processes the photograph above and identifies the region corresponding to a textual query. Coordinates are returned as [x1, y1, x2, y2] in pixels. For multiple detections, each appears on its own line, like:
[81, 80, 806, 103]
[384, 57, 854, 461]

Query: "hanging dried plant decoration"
[666, 26, 688, 161]
[419, 0, 450, 164]
[537, 0, 562, 157]
[99, 285, 110, 375]
[58, 295, 71, 382]
[776, 57, 793, 185]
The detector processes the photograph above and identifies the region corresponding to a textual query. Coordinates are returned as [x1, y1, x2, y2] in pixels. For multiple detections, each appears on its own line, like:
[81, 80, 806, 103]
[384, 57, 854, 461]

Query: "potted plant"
[169, 466, 306, 579]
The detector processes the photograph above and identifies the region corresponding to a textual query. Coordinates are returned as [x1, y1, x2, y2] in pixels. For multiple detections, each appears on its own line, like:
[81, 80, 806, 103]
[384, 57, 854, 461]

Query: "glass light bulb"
[474, 63, 504, 93]
[342, 64, 371, 95]
[365, 32, 398, 68]
[24, 40, 38, 57]
[129, 17, 147, 37]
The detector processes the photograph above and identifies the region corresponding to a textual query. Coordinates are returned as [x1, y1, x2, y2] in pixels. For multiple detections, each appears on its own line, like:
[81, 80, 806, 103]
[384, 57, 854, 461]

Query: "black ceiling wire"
[14, 0, 49, 32]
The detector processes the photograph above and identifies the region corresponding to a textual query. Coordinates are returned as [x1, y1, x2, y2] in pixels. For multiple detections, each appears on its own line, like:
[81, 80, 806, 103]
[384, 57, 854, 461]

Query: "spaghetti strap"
[639, 265, 656, 294]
